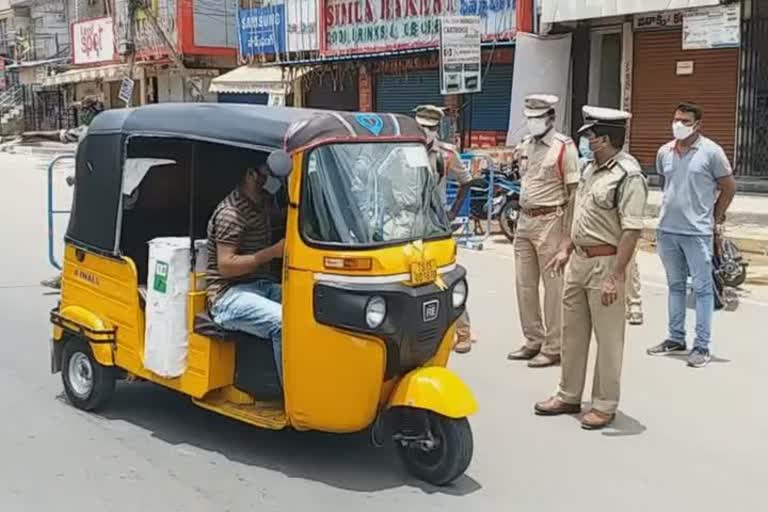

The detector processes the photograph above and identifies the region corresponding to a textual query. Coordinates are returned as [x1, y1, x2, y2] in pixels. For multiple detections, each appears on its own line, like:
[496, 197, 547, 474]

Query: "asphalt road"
[0, 152, 765, 511]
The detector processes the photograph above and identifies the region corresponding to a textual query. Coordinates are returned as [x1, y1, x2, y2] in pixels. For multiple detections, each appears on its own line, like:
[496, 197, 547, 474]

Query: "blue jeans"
[657, 231, 714, 352]
[210, 280, 283, 382]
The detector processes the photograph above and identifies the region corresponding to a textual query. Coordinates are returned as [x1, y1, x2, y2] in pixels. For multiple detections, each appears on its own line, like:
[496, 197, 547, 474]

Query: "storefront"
[370, 49, 513, 146]
[303, 66, 359, 110]
[630, 8, 740, 168]
[280, 0, 522, 147]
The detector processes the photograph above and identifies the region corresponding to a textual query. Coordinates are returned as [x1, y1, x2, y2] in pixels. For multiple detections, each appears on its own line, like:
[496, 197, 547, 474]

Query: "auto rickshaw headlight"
[365, 296, 387, 328]
[452, 280, 468, 309]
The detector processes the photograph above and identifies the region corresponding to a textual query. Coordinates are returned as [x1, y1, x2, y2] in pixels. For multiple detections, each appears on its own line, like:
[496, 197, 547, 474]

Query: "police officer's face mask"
[526, 116, 550, 136]
[579, 137, 594, 161]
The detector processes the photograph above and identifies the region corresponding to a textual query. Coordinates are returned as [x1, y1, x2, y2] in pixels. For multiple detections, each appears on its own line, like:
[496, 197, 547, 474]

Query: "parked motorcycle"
[467, 163, 521, 242]
[717, 236, 748, 288]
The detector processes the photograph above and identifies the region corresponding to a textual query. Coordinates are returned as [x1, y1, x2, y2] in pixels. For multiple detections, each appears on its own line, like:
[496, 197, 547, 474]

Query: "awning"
[208, 65, 288, 95]
[43, 63, 128, 87]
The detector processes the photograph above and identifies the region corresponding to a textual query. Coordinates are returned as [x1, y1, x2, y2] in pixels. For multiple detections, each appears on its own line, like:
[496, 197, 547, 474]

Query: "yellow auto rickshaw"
[49, 103, 476, 485]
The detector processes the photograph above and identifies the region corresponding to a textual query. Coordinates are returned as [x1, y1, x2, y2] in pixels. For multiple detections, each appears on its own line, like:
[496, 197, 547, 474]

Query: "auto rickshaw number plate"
[410, 259, 438, 285]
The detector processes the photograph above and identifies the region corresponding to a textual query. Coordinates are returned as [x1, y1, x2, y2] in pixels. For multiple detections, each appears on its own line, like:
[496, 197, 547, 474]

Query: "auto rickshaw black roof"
[65, 103, 428, 258]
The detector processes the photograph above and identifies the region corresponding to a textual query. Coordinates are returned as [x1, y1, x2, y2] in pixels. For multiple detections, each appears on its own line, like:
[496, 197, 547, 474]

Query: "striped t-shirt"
[206, 188, 282, 306]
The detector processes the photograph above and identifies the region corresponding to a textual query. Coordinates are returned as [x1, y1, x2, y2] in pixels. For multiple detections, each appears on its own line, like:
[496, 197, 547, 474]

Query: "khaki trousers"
[626, 255, 642, 311]
[557, 253, 626, 414]
[514, 213, 565, 356]
[456, 310, 472, 342]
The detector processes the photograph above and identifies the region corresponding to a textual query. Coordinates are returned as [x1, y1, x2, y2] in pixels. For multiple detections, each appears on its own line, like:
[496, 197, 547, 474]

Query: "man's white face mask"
[672, 120, 696, 141]
[527, 116, 550, 137]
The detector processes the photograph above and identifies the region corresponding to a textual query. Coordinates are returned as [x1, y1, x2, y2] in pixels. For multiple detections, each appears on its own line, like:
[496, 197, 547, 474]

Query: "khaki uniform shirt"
[428, 138, 473, 201]
[517, 129, 580, 209]
[571, 151, 648, 247]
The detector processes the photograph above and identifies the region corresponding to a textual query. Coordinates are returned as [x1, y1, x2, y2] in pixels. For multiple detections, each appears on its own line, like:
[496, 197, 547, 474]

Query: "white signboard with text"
[683, 4, 741, 50]
[440, 16, 482, 95]
[73, 17, 117, 65]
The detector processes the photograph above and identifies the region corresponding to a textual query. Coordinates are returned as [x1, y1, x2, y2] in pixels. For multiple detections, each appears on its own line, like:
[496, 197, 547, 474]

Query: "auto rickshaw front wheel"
[61, 338, 116, 412]
[394, 409, 473, 486]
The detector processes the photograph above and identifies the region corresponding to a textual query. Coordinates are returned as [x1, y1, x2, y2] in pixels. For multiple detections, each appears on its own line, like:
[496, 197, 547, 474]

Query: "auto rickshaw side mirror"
[267, 150, 292, 178]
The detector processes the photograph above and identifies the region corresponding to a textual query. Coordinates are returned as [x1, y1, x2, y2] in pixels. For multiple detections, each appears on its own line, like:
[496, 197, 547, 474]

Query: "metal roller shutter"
[469, 64, 513, 131]
[630, 29, 739, 168]
[375, 70, 443, 115]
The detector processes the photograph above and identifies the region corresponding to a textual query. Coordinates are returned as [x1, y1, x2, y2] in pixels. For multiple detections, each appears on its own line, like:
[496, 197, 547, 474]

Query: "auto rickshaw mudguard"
[387, 366, 478, 418]
[52, 305, 116, 367]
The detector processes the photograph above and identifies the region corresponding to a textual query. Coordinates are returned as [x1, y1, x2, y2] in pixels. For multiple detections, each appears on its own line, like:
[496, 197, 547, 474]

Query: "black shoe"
[687, 348, 712, 368]
[647, 340, 687, 356]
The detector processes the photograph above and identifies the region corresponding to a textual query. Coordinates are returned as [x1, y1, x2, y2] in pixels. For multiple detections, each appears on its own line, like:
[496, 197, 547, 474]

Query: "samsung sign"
[540, 0, 721, 23]
[238, 5, 286, 56]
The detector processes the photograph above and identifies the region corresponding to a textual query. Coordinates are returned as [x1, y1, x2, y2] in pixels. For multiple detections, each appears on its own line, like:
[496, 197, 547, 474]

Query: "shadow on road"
[601, 411, 648, 438]
[82, 383, 483, 496]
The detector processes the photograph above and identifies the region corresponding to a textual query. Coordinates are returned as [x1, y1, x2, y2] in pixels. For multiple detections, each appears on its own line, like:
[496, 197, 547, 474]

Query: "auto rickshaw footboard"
[313, 267, 467, 380]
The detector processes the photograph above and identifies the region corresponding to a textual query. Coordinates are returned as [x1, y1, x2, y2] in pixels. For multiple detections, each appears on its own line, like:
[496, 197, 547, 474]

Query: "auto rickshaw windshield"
[301, 142, 451, 247]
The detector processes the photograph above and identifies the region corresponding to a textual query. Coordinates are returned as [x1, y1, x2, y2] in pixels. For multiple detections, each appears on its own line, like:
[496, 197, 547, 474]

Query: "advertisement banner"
[322, 0, 516, 56]
[238, 5, 287, 57]
[72, 17, 117, 65]
[287, 0, 319, 51]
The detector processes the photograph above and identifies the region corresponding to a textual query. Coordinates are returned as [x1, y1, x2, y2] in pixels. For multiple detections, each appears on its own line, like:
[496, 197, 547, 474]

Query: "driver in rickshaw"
[205, 159, 287, 381]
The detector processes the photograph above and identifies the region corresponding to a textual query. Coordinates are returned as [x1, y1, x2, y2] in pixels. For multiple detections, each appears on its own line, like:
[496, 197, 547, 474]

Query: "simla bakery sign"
[321, 0, 516, 55]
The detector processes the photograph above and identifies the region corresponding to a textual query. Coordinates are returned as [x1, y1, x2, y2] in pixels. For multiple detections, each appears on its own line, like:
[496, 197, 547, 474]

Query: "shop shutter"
[631, 29, 739, 168]
[305, 72, 359, 111]
[469, 64, 513, 131]
[375, 70, 442, 115]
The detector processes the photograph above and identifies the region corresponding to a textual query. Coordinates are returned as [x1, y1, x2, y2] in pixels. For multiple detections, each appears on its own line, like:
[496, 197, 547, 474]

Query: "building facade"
[542, 0, 767, 180]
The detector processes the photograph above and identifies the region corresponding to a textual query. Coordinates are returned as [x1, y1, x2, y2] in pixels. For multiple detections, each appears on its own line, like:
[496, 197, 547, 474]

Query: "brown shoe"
[507, 346, 539, 361]
[454, 339, 472, 354]
[534, 397, 581, 416]
[580, 409, 615, 430]
[528, 353, 561, 368]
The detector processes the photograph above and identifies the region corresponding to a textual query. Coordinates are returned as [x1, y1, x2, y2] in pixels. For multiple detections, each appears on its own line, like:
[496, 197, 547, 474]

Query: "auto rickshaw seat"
[193, 312, 283, 401]
[194, 311, 238, 340]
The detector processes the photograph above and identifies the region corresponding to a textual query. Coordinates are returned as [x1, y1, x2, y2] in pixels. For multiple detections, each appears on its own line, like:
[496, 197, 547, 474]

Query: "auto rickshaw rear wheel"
[394, 410, 473, 486]
[61, 338, 116, 412]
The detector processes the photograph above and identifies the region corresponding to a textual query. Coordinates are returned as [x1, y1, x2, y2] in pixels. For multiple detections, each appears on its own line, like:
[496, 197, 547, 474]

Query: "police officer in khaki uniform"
[534, 106, 648, 430]
[414, 105, 476, 353]
[507, 94, 581, 368]
[581, 138, 644, 326]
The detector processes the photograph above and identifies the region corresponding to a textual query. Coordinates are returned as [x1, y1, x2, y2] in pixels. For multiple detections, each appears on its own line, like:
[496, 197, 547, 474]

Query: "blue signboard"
[238, 5, 286, 57]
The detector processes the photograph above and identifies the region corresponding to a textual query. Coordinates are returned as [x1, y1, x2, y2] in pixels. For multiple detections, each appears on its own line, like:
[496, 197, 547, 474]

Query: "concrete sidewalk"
[643, 190, 768, 255]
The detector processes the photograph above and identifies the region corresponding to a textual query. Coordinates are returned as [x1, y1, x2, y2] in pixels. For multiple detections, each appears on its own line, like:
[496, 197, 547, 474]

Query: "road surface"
[0, 152, 765, 511]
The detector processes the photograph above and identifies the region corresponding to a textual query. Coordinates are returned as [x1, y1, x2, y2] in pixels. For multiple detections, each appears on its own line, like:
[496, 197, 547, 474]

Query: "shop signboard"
[683, 4, 740, 50]
[287, 0, 319, 51]
[321, 0, 516, 56]
[72, 17, 117, 65]
[633, 11, 684, 30]
[238, 5, 287, 57]
[440, 16, 482, 95]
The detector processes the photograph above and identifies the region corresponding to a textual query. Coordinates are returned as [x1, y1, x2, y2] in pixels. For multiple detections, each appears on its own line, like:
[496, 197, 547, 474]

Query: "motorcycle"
[467, 162, 521, 242]
[717, 236, 748, 288]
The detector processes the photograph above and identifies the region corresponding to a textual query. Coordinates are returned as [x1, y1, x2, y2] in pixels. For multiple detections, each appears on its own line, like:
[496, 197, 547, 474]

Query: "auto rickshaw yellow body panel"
[387, 366, 478, 419]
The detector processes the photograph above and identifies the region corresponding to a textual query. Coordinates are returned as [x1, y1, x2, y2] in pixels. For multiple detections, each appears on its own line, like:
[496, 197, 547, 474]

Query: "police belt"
[574, 244, 618, 258]
[521, 205, 564, 218]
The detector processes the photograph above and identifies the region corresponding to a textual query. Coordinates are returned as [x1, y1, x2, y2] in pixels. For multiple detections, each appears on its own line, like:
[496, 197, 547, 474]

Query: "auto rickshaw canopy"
[64, 103, 428, 257]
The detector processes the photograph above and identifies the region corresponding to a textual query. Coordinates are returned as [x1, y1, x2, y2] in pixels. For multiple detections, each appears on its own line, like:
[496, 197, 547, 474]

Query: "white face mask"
[527, 117, 549, 137]
[672, 121, 696, 141]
